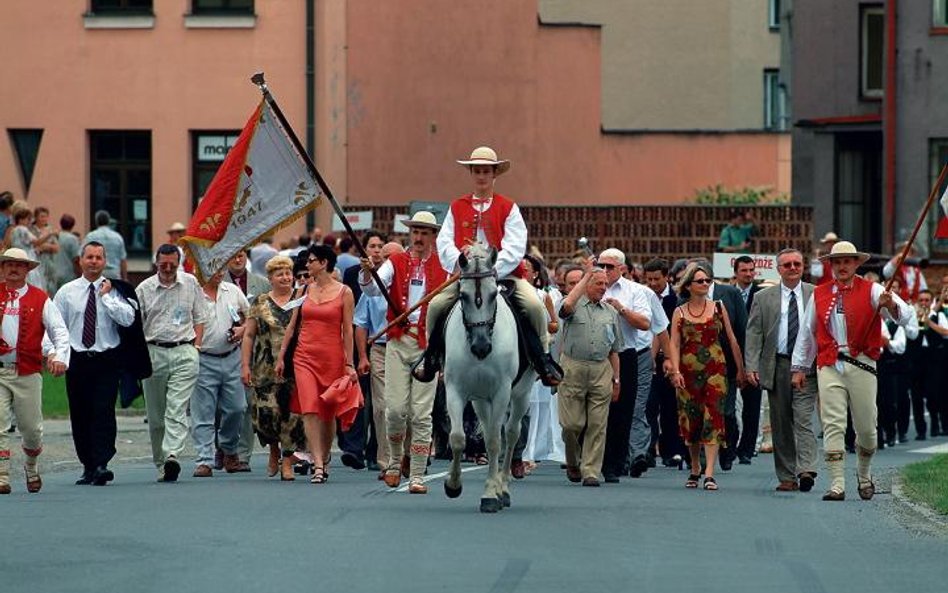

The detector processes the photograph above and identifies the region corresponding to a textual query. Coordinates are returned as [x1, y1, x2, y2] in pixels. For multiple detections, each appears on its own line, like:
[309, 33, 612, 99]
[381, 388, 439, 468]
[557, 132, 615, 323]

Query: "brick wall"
[364, 204, 814, 265]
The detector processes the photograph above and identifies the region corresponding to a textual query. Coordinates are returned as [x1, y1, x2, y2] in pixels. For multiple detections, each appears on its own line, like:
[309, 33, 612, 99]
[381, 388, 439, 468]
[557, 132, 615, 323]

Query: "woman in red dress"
[276, 244, 361, 484]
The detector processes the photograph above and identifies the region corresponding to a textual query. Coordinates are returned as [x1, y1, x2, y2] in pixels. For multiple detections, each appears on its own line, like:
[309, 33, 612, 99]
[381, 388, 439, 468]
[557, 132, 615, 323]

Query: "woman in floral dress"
[241, 255, 306, 480]
[667, 262, 744, 491]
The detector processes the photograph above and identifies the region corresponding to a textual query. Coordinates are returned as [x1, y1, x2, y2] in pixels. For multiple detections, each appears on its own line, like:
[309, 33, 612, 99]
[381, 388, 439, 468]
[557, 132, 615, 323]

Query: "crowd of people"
[1, 147, 947, 502]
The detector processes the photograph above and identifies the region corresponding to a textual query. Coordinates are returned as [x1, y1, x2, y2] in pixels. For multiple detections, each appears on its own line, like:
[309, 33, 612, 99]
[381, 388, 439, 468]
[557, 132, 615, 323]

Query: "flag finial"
[251, 72, 268, 94]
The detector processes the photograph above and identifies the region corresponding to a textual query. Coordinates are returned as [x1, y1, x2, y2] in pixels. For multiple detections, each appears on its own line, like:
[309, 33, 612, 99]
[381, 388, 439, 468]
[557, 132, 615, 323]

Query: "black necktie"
[82, 283, 97, 348]
[787, 291, 799, 355]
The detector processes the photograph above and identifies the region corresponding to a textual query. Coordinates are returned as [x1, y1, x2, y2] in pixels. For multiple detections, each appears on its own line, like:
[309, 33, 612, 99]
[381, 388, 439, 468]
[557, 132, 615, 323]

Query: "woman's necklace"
[686, 298, 708, 319]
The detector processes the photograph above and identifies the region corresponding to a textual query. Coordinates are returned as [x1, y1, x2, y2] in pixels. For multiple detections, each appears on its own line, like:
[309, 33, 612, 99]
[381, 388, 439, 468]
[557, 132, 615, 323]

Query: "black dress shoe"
[629, 455, 648, 478]
[340, 452, 366, 470]
[719, 459, 733, 471]
[75, 471, 93, 485]
[603, 473, 620, 484]
[738, 456, 752, 465]
[91, 466, 114, 486]
[915, 434, 927, 441]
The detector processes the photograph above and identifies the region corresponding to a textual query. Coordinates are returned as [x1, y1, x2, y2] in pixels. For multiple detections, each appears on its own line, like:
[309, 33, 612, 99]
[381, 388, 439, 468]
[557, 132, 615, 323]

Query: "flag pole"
[368, 273, 459, 344]
[250, 72, 402, 317]
[856, 161, 948, 346]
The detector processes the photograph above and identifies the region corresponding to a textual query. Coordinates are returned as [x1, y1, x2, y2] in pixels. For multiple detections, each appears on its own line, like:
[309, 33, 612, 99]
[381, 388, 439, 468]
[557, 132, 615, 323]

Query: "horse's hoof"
[444, 482, 462, 499]
[480, 497, 501, 513]
[500, 492, 511, 508]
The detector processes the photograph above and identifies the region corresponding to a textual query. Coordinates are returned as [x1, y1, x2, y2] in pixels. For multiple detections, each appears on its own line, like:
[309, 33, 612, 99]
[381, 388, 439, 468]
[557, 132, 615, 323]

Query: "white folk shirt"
[777, 282, 806, 356]
[792, 282, 913, 373]
[436, 198, 527, 278]
[604, 276, 652, 352]
[920, 310, 948, 348]
[361, 256, 431, 324]
[201, 282, 250, 355]
[0, 284, 71, 367]
[53, 276, 135, 352]
[882, 260, 928, 292]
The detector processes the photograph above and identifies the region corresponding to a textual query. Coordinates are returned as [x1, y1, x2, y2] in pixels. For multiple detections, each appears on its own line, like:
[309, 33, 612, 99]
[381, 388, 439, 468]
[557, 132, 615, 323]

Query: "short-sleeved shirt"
[558, 295, 624, 362]
[136, 272, 208, 343]
[717, 223, 755, 249]
[54, 231, 80, 285]
[200, 282, 250, 354]
[84, 226, 127, 279]
[604, 277, 652, 352]
[353, 293, 388, 345]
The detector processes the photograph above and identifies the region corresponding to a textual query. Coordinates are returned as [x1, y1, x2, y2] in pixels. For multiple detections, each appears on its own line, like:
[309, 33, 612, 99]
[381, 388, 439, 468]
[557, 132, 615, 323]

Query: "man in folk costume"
[882, 240, 928, 302]
[416, 146, 563, 386]
[0, 248, 70, 494]
[791, 241, 912, 501]
[359, 211, 447, 493]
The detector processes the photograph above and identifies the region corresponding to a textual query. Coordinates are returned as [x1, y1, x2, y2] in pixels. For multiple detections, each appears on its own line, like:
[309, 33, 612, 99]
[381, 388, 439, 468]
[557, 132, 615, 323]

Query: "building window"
[192, 0, 254, 15]
[90, 131, 152, 257]
[935, 0, 948, 27]
[7, 129, 43, 195]
[89, 0, 153, 14]
[861, 6, 885, 99]
[763, 69, 788, 131]
[769, 0, 781, 29]
[192, 131, 240, 211]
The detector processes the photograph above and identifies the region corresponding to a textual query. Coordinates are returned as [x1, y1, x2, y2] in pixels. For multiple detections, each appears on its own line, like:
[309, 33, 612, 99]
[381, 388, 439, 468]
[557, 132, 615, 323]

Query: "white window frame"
[764, 69, 787, 131]
[861, 6, 885, 99]
[768, 0, 781, 29]
[935, 0, 948, 27]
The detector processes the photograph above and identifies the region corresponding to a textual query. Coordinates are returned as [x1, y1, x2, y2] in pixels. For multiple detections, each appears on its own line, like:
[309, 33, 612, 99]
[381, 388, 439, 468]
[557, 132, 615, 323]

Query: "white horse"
[442, 243, 537, 513]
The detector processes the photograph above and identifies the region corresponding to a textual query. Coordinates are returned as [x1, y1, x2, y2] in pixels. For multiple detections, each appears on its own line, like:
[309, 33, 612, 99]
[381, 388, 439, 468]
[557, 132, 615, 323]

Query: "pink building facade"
[1, 0, 788, 269]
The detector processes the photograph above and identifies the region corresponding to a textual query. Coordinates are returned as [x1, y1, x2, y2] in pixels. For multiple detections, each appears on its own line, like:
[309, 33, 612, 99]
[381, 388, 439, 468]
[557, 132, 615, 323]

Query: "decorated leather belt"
[837, 352, 877, 376]
[148, 339, 195, 349]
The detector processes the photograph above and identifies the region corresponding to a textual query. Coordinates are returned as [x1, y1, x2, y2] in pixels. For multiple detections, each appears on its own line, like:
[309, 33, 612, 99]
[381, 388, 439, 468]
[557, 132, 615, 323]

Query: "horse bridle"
[459, 267, 497, 335]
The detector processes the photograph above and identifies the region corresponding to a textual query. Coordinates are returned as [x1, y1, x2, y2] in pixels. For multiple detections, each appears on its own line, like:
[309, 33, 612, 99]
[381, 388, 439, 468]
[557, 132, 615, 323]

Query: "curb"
[890, 473, 948, 535]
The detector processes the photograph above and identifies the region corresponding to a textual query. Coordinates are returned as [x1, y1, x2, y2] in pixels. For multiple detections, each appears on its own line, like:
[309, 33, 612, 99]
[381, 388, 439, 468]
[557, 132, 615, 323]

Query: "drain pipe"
[884, 0, 897, 250]
[305, 0, 316, 232]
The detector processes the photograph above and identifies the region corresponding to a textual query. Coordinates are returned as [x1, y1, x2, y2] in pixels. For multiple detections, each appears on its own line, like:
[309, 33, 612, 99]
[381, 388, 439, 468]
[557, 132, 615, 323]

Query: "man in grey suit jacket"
[744, 248, 818, 492]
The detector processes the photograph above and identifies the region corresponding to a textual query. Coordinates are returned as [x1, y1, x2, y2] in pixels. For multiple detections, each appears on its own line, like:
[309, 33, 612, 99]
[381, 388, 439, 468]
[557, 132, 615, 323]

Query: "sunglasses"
[690, 278, 713, 285]
[599, 263, 617, 270]
[780, 261, 803, 269]
[296, 272, 310, 280]
[307, 258, 319, 264]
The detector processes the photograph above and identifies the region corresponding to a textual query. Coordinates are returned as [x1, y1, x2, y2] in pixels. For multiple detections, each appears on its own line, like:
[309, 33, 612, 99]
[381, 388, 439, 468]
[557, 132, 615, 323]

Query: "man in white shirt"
[137, 244, 208, 482]
[596, 248, 651, 482]
[792, 241, 912, 501]
[84, 210, 128, 281]
[0, 248, 70, 494]
[54, 241, 135, 486]
[191, 269, 250, 477]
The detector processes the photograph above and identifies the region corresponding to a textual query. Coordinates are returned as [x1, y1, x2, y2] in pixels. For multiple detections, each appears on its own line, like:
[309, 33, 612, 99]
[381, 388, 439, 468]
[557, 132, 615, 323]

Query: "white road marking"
[908, 443, 948, 454]
[392, 465, 487, 493]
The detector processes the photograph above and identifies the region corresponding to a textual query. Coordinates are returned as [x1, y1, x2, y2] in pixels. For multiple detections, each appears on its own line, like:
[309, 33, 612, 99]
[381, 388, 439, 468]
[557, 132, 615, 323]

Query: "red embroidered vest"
[813, 276, 882, 368]
[450, 194, 527, 279]
[385, 251, 447, 348]
[892, 265, 922, 302]
[2, 285, 48, 376]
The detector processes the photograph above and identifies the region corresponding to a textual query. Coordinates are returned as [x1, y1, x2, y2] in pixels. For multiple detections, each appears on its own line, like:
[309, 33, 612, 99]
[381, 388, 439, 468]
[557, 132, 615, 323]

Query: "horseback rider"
[413, 146, 563, 387]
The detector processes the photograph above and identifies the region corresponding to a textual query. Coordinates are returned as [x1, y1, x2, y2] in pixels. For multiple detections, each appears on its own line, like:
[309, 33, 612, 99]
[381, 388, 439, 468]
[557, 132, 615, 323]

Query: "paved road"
[2, 426, 947, 593]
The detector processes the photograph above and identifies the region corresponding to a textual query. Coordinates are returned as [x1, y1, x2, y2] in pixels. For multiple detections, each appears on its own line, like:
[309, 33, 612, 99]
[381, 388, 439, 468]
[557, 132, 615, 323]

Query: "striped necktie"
[787, 290, 798, 355]
[82, 283, 97, 348]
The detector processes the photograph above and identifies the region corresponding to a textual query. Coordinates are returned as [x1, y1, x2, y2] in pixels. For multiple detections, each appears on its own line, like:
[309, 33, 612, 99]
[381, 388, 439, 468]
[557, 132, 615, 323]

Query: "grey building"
[788, 0, 948, 255]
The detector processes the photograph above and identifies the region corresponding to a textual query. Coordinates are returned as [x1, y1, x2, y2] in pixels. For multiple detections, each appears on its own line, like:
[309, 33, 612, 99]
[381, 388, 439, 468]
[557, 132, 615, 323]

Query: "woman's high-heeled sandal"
[685, 474, 700, 488]
[311, 467, 328, 484]
[703, 476, 718, 491]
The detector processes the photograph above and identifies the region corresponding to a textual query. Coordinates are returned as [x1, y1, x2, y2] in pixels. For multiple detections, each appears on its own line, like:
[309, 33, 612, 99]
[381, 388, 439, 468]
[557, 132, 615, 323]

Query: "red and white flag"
[937, 183, 948, 239]
[180, 99, 322, 282]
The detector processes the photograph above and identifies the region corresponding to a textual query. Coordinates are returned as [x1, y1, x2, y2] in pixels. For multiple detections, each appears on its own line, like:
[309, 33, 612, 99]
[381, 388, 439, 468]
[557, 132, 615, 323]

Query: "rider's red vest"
[450, 194, 527, 279]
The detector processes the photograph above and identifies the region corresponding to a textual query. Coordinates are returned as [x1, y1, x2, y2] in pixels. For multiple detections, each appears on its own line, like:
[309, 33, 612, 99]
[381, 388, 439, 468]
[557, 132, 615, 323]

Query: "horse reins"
[459, 264, 497, 335]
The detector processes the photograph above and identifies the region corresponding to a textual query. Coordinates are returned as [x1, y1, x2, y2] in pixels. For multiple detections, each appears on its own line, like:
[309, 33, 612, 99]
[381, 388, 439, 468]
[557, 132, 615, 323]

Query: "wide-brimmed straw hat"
[0, 247, 40, 270]
[457, 146, 510, 176]
[818, 240, 870, 265]
[819, 231, 839, 244]
[167, 222, 186, 233]
[403, 210, 441, 231]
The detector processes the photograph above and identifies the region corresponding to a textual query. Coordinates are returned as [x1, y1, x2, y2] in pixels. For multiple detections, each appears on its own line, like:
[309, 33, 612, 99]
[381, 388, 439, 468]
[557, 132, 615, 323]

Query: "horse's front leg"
[474, 399, 504, 513]
[444, 388, 466, 499]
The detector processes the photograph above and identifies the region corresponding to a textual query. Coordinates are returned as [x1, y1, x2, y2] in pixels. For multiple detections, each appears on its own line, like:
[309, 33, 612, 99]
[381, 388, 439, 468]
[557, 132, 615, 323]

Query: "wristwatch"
[612, 377, 620, 385]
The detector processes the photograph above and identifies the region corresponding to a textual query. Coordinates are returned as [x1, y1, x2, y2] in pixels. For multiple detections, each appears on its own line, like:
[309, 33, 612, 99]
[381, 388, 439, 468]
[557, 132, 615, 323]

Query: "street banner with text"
[712, 252, 779, 282]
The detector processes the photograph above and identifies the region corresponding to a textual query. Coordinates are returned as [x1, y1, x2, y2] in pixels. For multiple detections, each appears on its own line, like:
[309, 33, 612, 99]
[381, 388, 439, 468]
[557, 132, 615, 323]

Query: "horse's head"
[457, 243, 498, 360]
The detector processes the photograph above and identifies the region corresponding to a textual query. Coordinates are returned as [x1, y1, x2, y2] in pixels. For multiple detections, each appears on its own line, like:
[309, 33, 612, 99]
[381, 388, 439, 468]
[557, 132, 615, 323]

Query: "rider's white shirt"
[436, 198, 527, 279]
